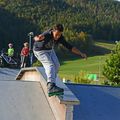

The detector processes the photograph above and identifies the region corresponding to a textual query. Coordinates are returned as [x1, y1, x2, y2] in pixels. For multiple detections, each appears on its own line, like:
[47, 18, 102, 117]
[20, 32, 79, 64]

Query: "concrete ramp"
[16, 67, 80, 120]
[0, 80, 55, 120]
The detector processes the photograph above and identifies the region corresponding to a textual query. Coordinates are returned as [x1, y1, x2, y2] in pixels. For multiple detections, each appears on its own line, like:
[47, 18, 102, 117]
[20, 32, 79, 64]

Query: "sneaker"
[47, 82, 64, 94]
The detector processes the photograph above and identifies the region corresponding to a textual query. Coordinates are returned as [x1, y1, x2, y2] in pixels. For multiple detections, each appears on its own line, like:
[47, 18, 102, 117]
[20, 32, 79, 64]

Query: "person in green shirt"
[7, 43, 14, 62]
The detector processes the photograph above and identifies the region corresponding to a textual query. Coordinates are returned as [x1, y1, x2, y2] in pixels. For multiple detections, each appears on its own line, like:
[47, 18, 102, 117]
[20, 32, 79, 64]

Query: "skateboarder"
[33, 24, 87, 96]
[20, 42, 29, 68]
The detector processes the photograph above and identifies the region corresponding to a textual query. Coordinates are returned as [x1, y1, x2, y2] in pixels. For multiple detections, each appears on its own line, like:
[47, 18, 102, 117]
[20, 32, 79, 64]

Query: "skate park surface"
[0, 68, 55, 120]
[0, 67, 120, 120]
[0, 67, 79, 120]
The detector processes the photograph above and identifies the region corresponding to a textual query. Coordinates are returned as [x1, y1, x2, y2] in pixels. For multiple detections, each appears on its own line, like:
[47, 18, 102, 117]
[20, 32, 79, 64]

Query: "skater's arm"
[34, 35, 45, 41]
[71, 47, 87, 59]
[60, 37, 87, 59]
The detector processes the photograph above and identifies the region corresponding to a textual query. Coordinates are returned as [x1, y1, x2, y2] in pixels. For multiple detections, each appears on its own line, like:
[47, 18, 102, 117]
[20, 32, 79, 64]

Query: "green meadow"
[58, 41, 115, 84]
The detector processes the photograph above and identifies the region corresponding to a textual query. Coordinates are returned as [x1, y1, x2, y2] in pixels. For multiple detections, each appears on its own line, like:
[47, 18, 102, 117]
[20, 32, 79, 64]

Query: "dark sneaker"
[47, 82, 64, 96]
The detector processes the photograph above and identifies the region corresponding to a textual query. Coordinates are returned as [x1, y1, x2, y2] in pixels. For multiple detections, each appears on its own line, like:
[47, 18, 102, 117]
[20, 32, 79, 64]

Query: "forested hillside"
[0, 0, 120, 52]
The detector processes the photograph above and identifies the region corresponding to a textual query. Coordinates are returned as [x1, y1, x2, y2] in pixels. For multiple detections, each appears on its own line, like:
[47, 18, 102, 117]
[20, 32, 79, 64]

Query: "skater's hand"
[34, 36, 40, 41]
[34, 35, 44, 41]
[71, 47, 87, 60]
[81, 53, 87, 60]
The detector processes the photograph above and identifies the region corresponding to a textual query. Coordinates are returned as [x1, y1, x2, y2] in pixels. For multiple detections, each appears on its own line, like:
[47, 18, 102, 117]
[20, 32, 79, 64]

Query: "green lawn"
[58, 41, 115, 84]
[59, 55, 106, 80]
[95, 41, 115, 50]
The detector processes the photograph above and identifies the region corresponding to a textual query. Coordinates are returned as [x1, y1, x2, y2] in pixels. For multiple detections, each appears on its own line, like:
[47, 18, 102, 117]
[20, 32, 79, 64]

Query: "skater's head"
[8, 43, 13, 48]
[24, 42, 29, 47]
[54, 24, 64, 32]
[53, 24, 64, 40]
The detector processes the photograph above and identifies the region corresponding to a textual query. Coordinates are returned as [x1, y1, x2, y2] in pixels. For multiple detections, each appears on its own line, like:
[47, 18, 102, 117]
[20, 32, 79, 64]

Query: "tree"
[0, 0, 120, 51]
[103, 41, 120, 85]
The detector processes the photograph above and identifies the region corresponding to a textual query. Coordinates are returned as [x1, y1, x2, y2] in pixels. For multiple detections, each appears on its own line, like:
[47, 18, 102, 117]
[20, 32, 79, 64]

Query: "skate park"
[0, 0, 120, 119]
[0, 67, 120, 120]
[0, 67, 80, 120]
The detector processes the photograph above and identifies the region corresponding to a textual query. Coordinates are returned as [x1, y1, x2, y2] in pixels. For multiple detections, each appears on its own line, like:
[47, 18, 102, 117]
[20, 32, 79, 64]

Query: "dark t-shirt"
[33, 30, 73, 51]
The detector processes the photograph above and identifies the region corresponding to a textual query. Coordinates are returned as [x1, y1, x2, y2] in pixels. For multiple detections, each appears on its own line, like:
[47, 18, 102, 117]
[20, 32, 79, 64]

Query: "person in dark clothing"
[33, 24, 87, 96]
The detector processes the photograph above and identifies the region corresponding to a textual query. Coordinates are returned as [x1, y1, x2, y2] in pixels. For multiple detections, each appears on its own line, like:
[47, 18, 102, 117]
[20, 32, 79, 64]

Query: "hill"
[0, 0, 120, 52]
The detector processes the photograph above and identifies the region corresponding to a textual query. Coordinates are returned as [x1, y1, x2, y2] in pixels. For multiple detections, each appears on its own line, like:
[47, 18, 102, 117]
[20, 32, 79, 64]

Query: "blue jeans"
[33, 49, 60, 83]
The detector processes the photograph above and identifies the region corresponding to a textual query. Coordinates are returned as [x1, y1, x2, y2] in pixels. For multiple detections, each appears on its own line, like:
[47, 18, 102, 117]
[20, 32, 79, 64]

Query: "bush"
[74, 71, 91, 84]
[103, 41, 120, 85]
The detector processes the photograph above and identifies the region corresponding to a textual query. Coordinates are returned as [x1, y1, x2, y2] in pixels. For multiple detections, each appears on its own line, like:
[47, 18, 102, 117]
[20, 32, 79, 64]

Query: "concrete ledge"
[16, 67, 80, 120]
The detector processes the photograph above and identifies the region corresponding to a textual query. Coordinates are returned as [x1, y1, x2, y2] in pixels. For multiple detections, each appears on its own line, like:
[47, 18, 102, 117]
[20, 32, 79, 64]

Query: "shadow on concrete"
[0, 68, 19, 80]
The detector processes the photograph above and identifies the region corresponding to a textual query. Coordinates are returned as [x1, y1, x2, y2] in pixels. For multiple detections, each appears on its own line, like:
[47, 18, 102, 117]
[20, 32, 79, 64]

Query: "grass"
[59, 55, 106, 81]
[95, 40, 115, 50]
[58, 40, 115, 84]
